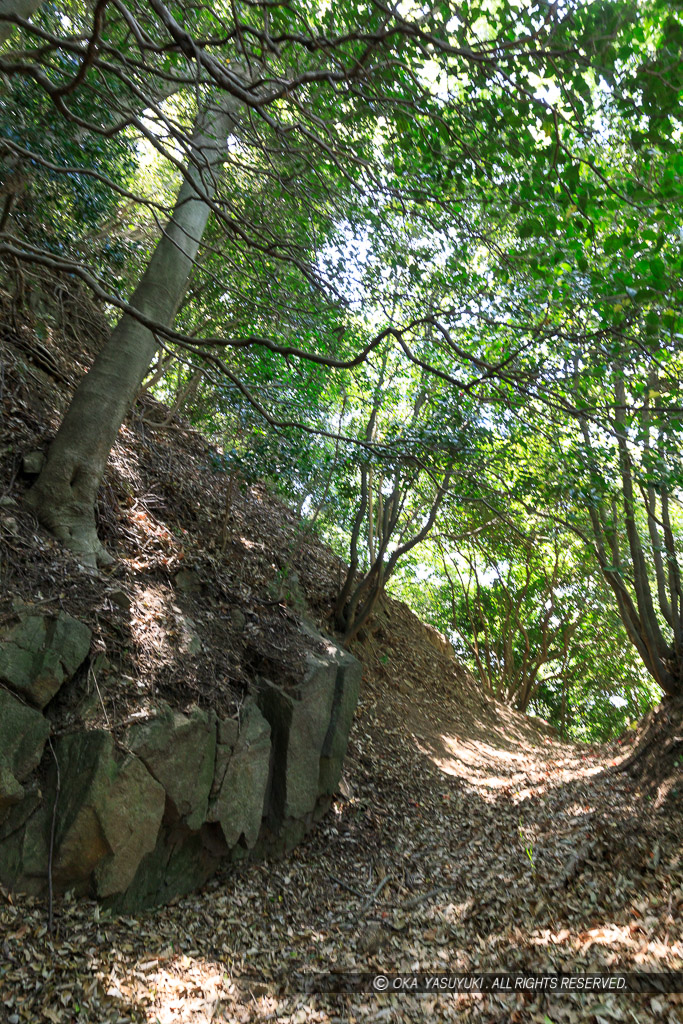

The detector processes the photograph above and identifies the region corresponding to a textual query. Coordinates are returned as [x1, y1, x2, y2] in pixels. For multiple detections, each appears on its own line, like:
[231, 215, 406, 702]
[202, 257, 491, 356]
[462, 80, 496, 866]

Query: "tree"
[2, 0, 638, 566]
[0, 0, 43, 45]
[530, 597, 658, 741]
[332, 403, 456, 643]
[562, 356, 683, 698]
[25, 95, 239, 563]
[439, 530, 584, 713]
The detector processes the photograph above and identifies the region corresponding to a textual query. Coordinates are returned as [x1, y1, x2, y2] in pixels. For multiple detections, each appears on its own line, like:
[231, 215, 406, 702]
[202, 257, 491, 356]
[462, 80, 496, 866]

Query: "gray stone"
[217, 716, 239, 750]
[19, 801, 51, 884]
[229, 608, 246, 634]
[317, 641, 362, 797]
[108, 588, 132, 611]
[94, 755, 166, 897]
[0, 814, 26, 887]
[175, 569, 203, 595]
[210, 717, 239, 799]
[22, 451, 45, 476]
[0, 798, 50, 894]
[127, 705, 216, 830]
[0, 761, 24, 812]
[178, 613, 202, 656]
[250, 815, 309, 860]
[257, 630, 361, 829]
[0, 783, 41, 842]
[106, 822, 221, 912]
[0, 622, 361, 908]
[0, 687, 51, 784]
[257, 652, 338, 824]
[1, 516, 19, 536]
[0, 610, 92, 708]
[52, 731, 118, 888]
[53, 731, 165, 895]
[208, 702, 271, 848]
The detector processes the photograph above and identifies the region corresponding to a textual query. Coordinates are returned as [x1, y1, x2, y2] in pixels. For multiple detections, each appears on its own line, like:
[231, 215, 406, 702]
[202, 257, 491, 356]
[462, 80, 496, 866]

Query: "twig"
[394, 885, 449, 911]
[358, 874, 391, 915]
[47, 736, 60, 935]
[329, 874, 365, 899]
[90, 662, 110, 728]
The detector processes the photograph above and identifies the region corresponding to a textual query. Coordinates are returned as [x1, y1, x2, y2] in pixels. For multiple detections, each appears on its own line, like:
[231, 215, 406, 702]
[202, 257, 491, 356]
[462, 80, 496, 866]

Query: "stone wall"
[0, 606, 360, 909]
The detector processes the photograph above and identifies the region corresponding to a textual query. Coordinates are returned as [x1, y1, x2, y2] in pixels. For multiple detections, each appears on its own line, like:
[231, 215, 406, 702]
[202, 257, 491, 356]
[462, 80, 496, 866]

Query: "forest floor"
[2, 669, 682, 1024]
[1, 277, 682, 1024]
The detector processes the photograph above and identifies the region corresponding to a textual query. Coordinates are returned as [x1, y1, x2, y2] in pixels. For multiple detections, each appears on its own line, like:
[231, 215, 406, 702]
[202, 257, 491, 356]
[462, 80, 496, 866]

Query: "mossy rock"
[208, 701, 271, 849]
[0, 609, 91, 708]
[0, 687, 51, 781]
[126, 705, 217, 830]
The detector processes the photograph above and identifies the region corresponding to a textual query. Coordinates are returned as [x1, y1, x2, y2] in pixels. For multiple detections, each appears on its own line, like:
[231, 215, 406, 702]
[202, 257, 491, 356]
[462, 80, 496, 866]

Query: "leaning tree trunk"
[0, 0, 44, 44]
[25, 97, 238, 564]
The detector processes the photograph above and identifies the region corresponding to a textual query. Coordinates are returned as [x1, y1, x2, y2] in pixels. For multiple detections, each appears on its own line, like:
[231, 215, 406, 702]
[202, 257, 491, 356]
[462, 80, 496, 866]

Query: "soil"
[0, 273, 681, 1023]
[0, 277, 334, 729]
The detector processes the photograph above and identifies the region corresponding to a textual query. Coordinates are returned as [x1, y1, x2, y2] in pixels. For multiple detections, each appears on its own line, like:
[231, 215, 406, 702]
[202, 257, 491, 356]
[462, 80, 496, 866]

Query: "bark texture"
[0, 0, 44, 44]
[25, 98, 239, 564]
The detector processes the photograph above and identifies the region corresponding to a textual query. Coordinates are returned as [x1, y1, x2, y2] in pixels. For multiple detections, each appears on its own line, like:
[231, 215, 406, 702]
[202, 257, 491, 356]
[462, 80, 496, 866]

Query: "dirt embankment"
[1, 272, 681, 1024]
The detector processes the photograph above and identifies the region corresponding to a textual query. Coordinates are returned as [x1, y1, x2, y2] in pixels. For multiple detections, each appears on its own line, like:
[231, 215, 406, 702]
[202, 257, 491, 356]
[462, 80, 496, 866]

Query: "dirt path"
[1, 674, 682, 1024]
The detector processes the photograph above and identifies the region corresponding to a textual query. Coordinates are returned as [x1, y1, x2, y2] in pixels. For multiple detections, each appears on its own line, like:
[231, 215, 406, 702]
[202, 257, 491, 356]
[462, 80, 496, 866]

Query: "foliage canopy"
[1, 0, 682, 734]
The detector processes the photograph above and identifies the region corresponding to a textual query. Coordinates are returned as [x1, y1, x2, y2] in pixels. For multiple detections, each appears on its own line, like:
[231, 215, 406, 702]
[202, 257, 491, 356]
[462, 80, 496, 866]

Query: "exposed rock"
[94, 755, 167, 897]
[127, 705, 216, 830]
[0, 609, 91, 708]
[316, 639, 362, 798]
[0, 783, 42, 845]
[0, 687, 51, 780]
[208, 701, 271, 848]
[0, 515, 19, 536]
[52, 731, 120, 889]
[210, 718, 239, 802]
[258, 637, 360, 824]
[175, 569, 203, 595]
[21, 450, 46, 475]
[229, 607, 246, 634]
[0, 796, 50, 894]
[0, 762, 24, 812]
[0, 619, 360, 908]
[53, 731, 165, 895]
[107, 822, 221, 912]
[176, 611, 202, 656]
[19, 802, 51, 886]
[108, 588, 132, 611]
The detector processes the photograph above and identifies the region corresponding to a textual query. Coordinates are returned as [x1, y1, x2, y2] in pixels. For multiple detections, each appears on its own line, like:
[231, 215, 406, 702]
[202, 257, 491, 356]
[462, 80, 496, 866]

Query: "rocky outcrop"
[0, 605, 91, 708]
[207, 703, 271, 849]
[126, 705, 217, 830]
[0, 762, 24, 814]
[51, 731, 167, 895]
[0, 688, 50, 819]
[0, 610, 361, 909]
[255, 635, 361, 856]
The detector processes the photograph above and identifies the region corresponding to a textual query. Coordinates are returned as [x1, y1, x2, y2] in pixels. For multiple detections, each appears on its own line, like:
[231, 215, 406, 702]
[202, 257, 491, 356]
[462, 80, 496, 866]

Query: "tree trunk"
[0, 0, 43, 44]
[25, 97, 239, 564]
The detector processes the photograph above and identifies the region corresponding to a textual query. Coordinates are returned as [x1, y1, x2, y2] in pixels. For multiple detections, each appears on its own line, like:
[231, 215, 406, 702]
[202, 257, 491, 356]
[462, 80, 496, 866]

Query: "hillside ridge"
[2, 274, 681, 1024]
[0, 274, 553, 749]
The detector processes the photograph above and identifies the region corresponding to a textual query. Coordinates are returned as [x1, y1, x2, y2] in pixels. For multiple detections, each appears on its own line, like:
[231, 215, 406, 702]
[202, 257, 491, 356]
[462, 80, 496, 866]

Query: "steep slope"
[1, 271, 681, 1023]
[0, 268, 562, 909]
[0, 270, 556, 750]
[1, 623, 681, 1024]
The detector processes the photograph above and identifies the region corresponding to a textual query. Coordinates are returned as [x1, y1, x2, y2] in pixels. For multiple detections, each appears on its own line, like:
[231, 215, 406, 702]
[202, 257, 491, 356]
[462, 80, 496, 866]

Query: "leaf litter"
[1, 662, 681, 1023]
[0, 285, 682, 1023]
